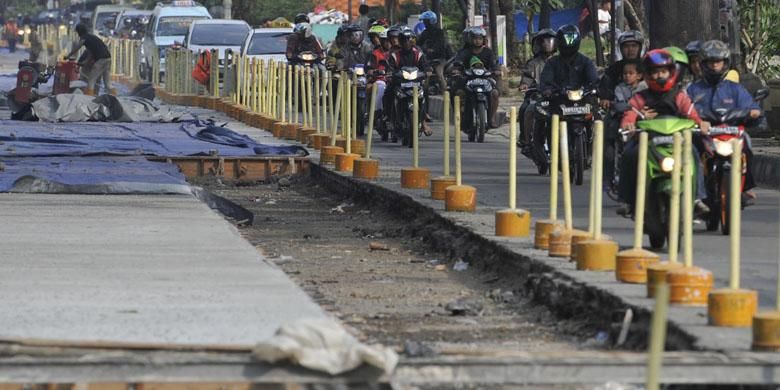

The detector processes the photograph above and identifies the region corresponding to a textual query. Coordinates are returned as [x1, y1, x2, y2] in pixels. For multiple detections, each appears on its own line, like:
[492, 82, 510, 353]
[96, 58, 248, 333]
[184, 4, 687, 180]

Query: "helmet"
[699, 39, 731, 84]
[379, 29, 387, 39]
[293, 22, 312, 38]
[556, 24, 581, 57]
[468, 26, 487, 47]
[75, 23, 88, 36]
[419, 10, 437, 26]
[399, 26, 415, 49]
[347, 24, 364, 45]
[684, 40, 702, 58]
[617, 30, 644, 51]
[642, 49, 678, 93]
[387, 25, 401, 38]
[531, 28, 556, 55]
[337, 24, 350, 40]
[664, 46, 688, 65]
[368, 24, 386, 37]
[294, 13, 309, 24]
[469, 55, 484, 68]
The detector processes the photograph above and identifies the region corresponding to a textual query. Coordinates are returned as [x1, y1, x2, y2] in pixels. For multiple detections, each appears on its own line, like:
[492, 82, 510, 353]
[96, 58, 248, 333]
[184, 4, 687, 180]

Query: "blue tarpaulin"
[513, 7, 582, 40]
[0, 119, 309, 193]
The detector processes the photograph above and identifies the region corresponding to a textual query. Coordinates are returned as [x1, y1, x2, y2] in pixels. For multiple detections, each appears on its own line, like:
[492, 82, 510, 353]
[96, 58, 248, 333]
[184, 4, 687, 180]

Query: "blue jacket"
[686, 79, 759, 121]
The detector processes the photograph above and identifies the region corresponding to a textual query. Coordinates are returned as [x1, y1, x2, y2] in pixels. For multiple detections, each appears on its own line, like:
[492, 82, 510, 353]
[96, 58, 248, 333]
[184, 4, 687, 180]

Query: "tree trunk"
[645, 0, 719, 49]
[623, 0, 644, 34]
[498, 0, 518, 65]
[539, 0, 551, 29]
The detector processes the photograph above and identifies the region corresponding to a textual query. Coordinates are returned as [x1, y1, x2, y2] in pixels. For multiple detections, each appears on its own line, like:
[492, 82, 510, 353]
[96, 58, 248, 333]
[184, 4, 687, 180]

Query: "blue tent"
[514, 7, 582, 40]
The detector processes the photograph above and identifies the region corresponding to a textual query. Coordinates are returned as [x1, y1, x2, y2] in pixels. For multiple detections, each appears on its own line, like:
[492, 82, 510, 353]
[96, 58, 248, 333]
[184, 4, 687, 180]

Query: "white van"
[184, 19, 250, 64]
[240, 28, 292, 63]
[139, 0, 211, 81]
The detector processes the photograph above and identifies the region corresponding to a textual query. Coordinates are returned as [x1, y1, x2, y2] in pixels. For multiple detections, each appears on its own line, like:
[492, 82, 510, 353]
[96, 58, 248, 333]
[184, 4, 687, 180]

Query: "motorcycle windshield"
[637, 117, 696, 135]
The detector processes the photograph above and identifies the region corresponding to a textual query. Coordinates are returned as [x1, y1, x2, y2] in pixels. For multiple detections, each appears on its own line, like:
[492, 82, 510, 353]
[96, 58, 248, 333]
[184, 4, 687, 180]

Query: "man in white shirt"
[597, 0, 612, 36]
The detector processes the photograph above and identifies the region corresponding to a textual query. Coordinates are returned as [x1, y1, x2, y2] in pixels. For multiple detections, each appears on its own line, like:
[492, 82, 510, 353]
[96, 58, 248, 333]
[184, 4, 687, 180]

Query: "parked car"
[113, 10, 151, 40]
[139, 0, 211, 81]
[91, 5, 134, 36]
[183, 18, 250, 66]
[240, 27, 291, 63]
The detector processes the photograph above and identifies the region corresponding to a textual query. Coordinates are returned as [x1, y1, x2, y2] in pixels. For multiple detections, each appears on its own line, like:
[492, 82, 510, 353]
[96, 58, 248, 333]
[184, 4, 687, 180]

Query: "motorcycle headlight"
[354, 67, 365, 76]
[661, 157, 675, 173]
[17, 30, 24, 36]
[566, 89, 583, 101]
[473, 68, 485, 76]
[402, 70, 418, 80]
[300, 53, 315, 61]
[714, 139, 734, 157]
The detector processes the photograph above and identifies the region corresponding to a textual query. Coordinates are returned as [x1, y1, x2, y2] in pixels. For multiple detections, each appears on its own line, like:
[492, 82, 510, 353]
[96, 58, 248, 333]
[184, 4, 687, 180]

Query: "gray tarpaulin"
[32, 94, 186, 123]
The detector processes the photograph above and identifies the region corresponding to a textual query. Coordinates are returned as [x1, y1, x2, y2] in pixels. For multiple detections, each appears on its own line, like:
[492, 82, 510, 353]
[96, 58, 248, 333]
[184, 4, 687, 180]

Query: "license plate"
[401, 82, 418, 88]
[561, 105, 590, 116]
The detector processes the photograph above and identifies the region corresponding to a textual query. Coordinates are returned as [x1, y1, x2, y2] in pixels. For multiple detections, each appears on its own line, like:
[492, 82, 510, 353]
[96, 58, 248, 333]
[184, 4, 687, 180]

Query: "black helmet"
[685, 40, 702, 58]
[699, 40, 731, 85]
[531, 28, 556, 56]
[556, 24, 581, 57]
[387, 24, 401, 38]
[347, 23, 363, 45]
[294, 13, 309, 24]
[617, 30, 643, 48]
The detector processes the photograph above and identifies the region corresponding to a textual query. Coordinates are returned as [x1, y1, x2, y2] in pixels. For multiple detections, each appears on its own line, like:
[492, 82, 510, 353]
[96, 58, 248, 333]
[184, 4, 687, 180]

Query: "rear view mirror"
[754, 88, 770, 102]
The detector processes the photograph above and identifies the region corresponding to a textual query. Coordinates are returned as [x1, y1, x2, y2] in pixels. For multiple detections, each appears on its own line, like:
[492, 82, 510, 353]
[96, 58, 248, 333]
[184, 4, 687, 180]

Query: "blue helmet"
[419, 11, 437, 25]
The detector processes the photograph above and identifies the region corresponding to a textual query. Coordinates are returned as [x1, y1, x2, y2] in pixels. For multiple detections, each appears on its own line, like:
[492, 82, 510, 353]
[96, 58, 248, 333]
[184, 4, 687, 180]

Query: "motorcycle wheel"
[573, 133, 585, 186]
[532, 121, 549, 176]
[705, 173, 720, 232]
[645, 186, 668, 250]
[719, 173, 731, 236]
[404, 114, 412, 148]
[356, 98, 366, 137]
[476, 102, 487, 143]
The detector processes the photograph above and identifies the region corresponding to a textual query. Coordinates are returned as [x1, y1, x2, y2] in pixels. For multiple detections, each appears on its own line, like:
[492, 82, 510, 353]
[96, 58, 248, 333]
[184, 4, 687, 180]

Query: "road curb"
[309, 164, 701, 351]
[752, 152, 780, 189]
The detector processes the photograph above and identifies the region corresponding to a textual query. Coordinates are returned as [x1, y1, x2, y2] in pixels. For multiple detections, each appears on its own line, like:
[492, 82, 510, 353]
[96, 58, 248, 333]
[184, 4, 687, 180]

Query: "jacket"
[286, 34, 324, 63]
[417, 26, 452, 61]
[520, 54, 549, 88]
[539, 53, 599, 95]
[621, 88, 702, 128]
[387, 46, 428, 75]
[686, 79, 759, 120]
[340, 41, 373, 70]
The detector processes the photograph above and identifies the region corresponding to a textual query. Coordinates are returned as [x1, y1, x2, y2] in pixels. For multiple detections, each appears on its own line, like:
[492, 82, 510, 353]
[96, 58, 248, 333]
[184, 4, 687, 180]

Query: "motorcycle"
[701, 88, 769, 235]
[463, 64, 494, 143]
[8, 60, 53, 120]
[348, 63, 368, 137]
[533, 87, 598, 184]
[392, 66, 426, 147]
[626, 117, 699, 249]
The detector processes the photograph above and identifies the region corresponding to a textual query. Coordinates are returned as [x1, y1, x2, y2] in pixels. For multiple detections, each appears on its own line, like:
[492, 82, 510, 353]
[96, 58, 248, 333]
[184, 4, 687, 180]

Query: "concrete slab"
[0, 193, 326, 346]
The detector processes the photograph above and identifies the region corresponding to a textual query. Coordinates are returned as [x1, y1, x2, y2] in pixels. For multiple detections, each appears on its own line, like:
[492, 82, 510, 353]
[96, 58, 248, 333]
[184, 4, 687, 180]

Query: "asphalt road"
[361, 119, 780, 308]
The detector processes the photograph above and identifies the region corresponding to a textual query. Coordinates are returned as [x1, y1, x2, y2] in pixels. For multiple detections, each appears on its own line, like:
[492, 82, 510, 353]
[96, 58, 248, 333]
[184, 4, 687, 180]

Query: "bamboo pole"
[365, 84, 378, 159]
[413, 84, 420, 168]
[560, 122, 572, 230]
[668, 133, 683, 263]
[549, 115, 560, 221]
[330, 74, 344, 146]
[345, 78, 352, 154]
[633, 131, 649, 249]
[646, 282, 669, 390]
[729, 139, 743, 289]
[683, 130, 694, 267]
[455, 95, 462, 185]
[443, 91, 451, 177]
[509, 107, 517, 210]
[593, 121, 605, 239]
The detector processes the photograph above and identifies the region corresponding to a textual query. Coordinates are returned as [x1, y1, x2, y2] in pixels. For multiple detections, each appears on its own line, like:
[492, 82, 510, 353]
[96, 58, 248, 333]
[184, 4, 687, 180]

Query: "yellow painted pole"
[730, 139, 743, 289]
[244, 55, 250, 107]
[287, 65, 293, 122]
[588, 142, 596, 235]
[646, 282, 669, 390]
[280, 64, 286, 123]
[252, 59, 259, 112]
[455, 95, 462, 186]
[633, 131, 649, 249]
[593, 121, 605, 239]
[413, 84, 420, 168]
[314, 68, 321, 132]
[345, 79, 352, 154]
[668, 133, 683, 263]
[683, 130, 694, 267]
[365, 84, 378, 160]
[549, 115, 560, 220]
[443, 90, 451, 177]
[293, 66, 300, 125]
[330, 74, 343, 146]
[559, 122, 572, 230]
[352, 73, 358, 140]
[211, 49, 218, 98]
[307, 68, 314, 128]
[301, 67, 308, 127]
[342, 73, 349, 138]
[509, 107, 517, 210]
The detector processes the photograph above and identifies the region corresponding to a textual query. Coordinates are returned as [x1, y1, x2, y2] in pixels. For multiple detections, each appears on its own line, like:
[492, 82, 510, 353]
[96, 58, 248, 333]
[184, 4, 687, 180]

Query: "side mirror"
[754, 88, 770, 102]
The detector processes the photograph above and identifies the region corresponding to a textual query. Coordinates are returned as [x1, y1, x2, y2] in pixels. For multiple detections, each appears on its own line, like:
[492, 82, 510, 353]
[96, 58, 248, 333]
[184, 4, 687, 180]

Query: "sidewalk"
[0, 193, 328, 346]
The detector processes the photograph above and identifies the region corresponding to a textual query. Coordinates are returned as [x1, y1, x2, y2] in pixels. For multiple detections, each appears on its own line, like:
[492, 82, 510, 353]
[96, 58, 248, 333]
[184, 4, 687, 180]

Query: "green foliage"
[740, 0, 780, 79]
[250, 0, 313, 25]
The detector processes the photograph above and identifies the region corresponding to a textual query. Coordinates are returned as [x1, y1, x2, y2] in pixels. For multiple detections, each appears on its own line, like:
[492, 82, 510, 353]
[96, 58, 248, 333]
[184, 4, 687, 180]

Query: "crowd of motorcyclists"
[284, 11, 767, 240]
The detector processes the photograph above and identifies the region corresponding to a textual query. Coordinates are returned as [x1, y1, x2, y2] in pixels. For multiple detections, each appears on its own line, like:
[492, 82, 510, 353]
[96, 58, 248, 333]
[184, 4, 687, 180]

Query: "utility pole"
[223, 0, 232, 19]
[348, 0, 353, 21]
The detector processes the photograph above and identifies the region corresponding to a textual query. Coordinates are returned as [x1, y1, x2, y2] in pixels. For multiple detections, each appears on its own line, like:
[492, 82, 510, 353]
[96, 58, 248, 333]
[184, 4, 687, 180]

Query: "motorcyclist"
[517, 28, 556, 154]
[387, 24, 402, 51]
[286, 22, 324, 66]
[387, 27, 432, 136]
[685, 40, 703, 80]
[294, 13, 310, 24]
[598, 30, 644, 110]
[416, 10, 452, 94]
[367, 25, 390, 139]
[687, 39, 762, 203]
[339, 24, 373, 71]
[618, 49, 710, 216]
[449, 26, 501, 129]
[326, 24, 350, 71]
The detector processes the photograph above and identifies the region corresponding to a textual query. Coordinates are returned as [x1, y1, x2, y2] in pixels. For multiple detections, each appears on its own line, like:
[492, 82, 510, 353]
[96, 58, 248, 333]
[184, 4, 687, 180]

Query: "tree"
[644, 0, 719, 49]
[739, 0, 780, 79]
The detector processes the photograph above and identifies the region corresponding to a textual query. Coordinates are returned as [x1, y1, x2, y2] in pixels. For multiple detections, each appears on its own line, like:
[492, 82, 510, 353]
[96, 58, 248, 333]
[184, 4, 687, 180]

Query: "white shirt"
[598, 9, 611, 35]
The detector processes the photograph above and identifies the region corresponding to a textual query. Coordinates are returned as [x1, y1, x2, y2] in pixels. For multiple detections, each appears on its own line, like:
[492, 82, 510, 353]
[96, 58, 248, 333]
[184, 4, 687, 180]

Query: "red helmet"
[642, 49, 678, 93]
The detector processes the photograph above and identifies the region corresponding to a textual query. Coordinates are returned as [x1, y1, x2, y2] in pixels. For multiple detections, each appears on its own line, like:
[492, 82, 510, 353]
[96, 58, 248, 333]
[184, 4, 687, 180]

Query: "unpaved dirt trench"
[207, 176, 599, 361]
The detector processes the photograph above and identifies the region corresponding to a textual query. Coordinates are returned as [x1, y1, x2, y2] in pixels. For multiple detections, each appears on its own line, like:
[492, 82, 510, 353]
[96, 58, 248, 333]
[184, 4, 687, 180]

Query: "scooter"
[392, 66, 426, 147]
[625, 116, 699, 249]
[349, 63, 368, 137]
[463, 64, 494, 143]
[8, 60, 53, 119]
[701, 88, 770, 235]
